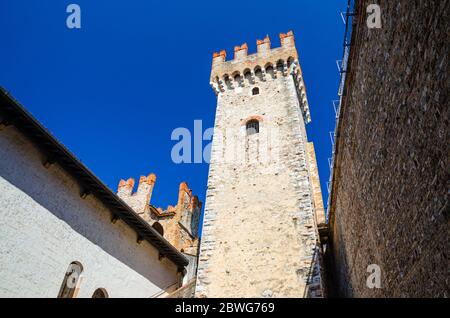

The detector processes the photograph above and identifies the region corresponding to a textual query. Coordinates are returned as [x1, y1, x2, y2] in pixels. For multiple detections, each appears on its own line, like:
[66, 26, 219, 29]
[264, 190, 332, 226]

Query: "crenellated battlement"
[117, 174, 201, 215]
[117, 177, 135, 195]
[117, 173, 156, 215]
[116, 173, 202, 256]
[211, 31, 297, 81]
[212, 31, 295, 67]
[210, 30, 311, 123]
[178, 181, 202, 212]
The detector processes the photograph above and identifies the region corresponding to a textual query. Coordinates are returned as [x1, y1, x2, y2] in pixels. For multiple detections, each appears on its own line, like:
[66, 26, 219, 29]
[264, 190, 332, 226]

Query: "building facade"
[0, 89, 191, 298]
[326, 0, 449, 297]
[195, 32, 326, 298]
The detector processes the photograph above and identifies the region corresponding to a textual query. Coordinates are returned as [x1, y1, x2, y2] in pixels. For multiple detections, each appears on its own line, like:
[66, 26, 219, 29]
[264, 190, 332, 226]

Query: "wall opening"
[254, 66, 263, 81]
[233, 73, 242, 87]
[276, 60, 285, 73]
[252, 87, 259, 95]
[244, 69, 252, 84]
[246, 119, 259, 136]
[152, 222, 164, 236]
[287, 57, 295, 68]
[223, 74, 232, 89]
[57, 261, 83, 298]
[265, 64, 274, 78]
[92, 288, 109, 298]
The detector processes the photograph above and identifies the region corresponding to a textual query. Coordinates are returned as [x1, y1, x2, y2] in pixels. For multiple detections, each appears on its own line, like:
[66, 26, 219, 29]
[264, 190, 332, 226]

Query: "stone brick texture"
[327, 0, 449, 297]
[307, 142, 326, 226]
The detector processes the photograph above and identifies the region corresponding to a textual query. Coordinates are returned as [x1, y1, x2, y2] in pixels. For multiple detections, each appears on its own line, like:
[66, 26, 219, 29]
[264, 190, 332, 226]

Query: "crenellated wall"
[117, 176, 201, 257]
[117, 174, 156, 215]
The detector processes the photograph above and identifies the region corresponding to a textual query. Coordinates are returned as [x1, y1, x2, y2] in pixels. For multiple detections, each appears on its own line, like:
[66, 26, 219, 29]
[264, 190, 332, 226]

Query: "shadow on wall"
[323, 224, 353, 298]
[302, 244, 325, 298]
[0, 127, 176, 291]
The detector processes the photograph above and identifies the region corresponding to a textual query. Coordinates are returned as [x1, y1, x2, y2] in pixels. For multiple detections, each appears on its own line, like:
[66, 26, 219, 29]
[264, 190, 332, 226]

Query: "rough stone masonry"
[327, 0, 449, 297]
[195, 32, 326, 298]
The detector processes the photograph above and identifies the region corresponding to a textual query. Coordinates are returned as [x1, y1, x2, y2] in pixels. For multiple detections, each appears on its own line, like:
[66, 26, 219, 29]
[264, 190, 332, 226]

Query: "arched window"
[265, 64, 274, 78]
[92, 288, 109, 298]
[243, 69, 252, 83]
[246, 120, 259, 136]
[152, 222, 164, 236]
[276, 60, 285, 72]
[233, 73, 242, 87]
[223, 74, 232, 89]
[254, 66, 263, 81]
[287, 57, 295, 68]
[57, 262, 83, 298]
[252, 87, 259, 95]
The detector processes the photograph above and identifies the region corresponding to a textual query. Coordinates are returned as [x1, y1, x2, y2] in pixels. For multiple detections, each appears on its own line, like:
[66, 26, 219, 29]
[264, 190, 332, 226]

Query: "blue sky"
[0, 1, 345, 224]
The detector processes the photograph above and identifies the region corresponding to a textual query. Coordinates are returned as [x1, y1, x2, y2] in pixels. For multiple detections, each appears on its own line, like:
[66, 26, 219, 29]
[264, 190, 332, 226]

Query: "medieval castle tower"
[195, 31, 327, 298]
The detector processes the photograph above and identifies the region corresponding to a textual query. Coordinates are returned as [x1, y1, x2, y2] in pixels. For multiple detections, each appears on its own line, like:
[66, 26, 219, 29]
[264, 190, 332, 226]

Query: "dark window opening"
[152, 222, 164, 236]
[252, 87, 259, 95]
[57, 262, 83, 298]
[254, 67, 263, 81]
[287, 57, 294, 67]
[92, 288, 108, 298]
[234, 74, 242, 86]
[246, 120, 259, 136]
[276, 60, 284, 72]
[265, 65, 274, 77]
[244, 69, 253, 84]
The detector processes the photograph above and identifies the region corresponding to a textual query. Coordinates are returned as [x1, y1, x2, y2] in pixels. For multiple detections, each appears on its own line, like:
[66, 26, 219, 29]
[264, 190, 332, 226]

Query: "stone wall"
[306, 142, 326, 227]
[0, 126, 179, 298]
[327, 0, 449, 297]
[118, 178, 201, 256]
[195, 32, 324, 298]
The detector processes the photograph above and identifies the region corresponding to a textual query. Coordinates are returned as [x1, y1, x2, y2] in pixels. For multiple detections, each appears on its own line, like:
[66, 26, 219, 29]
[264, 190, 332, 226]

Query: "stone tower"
[195, 31, 326, 298]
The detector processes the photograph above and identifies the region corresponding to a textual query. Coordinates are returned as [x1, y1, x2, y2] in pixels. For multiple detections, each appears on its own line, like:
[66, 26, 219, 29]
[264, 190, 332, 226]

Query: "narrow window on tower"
[252, 87, 259, 95]
[265, 63, 275, 78]
[244, 69, 252, 84]
[246, 119, 259, 136]
[287, 57, 294, 68]
[276, 59, 285, 73]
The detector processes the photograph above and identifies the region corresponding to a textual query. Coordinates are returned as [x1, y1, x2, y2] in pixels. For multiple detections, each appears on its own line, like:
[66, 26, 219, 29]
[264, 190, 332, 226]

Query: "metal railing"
[326, 0, 356, 222]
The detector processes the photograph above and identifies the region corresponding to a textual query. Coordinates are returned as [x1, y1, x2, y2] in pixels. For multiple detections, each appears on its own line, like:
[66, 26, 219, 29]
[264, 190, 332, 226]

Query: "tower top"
[209, 30, 310, 123]
[211, 31, 298, 82]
